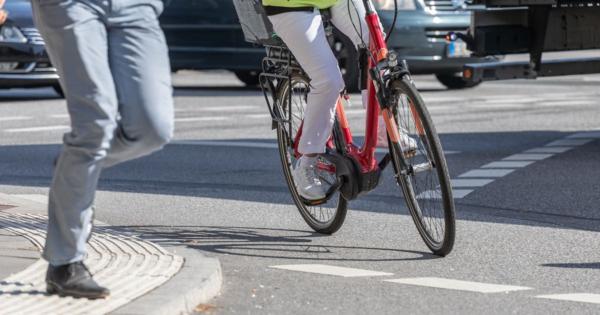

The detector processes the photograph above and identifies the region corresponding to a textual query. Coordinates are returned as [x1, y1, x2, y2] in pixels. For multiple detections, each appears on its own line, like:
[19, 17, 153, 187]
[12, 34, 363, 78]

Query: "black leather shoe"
[46, 261, 110, 299]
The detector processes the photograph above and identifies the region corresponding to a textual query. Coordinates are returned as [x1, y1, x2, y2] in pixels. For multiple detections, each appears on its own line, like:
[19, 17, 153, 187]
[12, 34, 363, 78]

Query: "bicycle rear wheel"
[386, 77, 455, 256]
[275, 74, 348, 234]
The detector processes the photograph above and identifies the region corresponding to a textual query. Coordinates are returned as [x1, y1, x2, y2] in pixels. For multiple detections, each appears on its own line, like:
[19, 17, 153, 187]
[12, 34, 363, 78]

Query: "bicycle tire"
[275, 74, 348, 234]
[387, 77, 456, 256]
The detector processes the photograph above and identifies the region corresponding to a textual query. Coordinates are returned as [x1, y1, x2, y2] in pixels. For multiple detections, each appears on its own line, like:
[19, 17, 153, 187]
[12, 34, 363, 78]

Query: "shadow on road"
[113, 225, 439, 262]
[1, 130, 599, 233]
[542, 262, 600, 269]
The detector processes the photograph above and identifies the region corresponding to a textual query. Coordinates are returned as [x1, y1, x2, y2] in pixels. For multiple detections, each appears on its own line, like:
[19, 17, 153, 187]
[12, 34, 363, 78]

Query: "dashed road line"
[536, 293, 600, 305]
[4, 125, 70, 133]
[546, 139, 592, 147]
[451, 179, 495, 187]
[447, 130, 599, 199]
[174, 116, 228, 123]
[0, 116, 32, 122]
[174, 140, 279, 149]
[460, 169, 515, 178]
[49, 114, 70, 119]
[502, 153, 554, 161]
[384, 277, 532, 293]
[270, 264, 393, 277]
[568, 131, 600, 139]
[525, 147, 572, 154]
[481, 161, 534, 168]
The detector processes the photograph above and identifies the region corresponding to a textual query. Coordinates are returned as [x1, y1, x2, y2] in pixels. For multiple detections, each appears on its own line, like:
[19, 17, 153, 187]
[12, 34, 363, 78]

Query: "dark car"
[160, 0, 494, 90]
[375, 0, 498, 89]
[159, 0, 264, 86]
[0, 0, 60, 94]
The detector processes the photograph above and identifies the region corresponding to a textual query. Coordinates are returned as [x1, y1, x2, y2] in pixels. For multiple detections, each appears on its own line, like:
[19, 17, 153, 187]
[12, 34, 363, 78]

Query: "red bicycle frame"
[293, 0, 405, 175]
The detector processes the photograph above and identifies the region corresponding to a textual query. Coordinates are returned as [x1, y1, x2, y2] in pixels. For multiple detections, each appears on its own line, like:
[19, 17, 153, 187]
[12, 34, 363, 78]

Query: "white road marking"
[174, 140, 278, 149]
[525, 147, 573, 154]
[244, 114, 271, 119]
[452, 189, 475, 198]
[0, 116, 32, 122]
[481, 161, 534, 168]
[50, 114, 70, 119]
[503, 153, 554, 161]
[451, 179, 494, 187]
[567, 131, 600, 139]
[270, 264, 393, 277]
[460, 169, 515, 178]
[536, 293, 600, 305]
[175, 105, 258, 112]
[416, 189, 473, 199]
[4, 125, 70, 133]
[546, 139, 592, 146]
[384, 278, 532, 293]
[174, 117, 228, 123]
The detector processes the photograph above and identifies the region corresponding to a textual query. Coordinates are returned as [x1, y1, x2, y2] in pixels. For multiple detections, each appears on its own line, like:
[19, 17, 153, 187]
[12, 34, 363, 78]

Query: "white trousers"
[268, 0, 369, 154]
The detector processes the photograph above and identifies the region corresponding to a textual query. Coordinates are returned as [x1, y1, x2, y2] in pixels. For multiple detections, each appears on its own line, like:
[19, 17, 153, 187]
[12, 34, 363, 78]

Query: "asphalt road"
[1, 71, 599, 314]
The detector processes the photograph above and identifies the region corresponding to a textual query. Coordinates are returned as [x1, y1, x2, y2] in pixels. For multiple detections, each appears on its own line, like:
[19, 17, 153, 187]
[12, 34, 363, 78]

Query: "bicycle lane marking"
[536, 294, 600, 305]
[417, 131, 600, 200]
[383, 277, 532, 293]
[269, 264, 393, 277]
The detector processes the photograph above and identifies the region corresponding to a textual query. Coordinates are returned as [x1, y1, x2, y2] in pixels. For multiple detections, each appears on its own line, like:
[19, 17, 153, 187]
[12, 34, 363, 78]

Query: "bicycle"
[234, 0, 456, 256]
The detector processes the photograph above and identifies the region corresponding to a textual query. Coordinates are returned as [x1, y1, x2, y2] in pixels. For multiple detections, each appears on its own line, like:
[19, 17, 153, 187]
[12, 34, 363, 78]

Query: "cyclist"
[263, 0, 416, 201]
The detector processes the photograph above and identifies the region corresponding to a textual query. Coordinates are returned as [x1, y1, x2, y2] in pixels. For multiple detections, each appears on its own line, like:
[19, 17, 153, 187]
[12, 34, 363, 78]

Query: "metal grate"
[20, 27, 45, 45]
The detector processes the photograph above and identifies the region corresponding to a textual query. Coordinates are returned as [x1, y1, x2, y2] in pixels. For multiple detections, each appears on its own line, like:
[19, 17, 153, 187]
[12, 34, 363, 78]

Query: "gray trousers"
[31, 0, 174, 266]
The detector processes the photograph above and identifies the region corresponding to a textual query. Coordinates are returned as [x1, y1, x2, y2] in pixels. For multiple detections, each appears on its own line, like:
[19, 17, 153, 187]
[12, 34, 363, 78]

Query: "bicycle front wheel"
[275, 74, 348, 234]
[386, 77, 456, 256]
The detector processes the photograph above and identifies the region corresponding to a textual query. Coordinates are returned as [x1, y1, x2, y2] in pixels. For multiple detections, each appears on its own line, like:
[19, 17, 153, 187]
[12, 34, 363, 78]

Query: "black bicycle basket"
[233, 0, 281, 46]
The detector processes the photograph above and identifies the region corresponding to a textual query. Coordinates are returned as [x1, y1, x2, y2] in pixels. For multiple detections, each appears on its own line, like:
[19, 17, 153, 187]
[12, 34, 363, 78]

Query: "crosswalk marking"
[536, 293, 600, 305]
[384, 278, 532, 293]
[4, 125, 70, 133]
[270, 264, 393, 277]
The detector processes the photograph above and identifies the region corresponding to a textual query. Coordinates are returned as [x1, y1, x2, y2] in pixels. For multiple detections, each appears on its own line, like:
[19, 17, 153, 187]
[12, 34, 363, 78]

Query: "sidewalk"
[0, 193, 222, 315]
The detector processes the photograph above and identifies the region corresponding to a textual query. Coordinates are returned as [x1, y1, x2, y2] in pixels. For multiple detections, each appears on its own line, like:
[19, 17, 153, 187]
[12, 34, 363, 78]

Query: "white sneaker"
[292, 155, 335, 201]
[377, 116, 418, 153]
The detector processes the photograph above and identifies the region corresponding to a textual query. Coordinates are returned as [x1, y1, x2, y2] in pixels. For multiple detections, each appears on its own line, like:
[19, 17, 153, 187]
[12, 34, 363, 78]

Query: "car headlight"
[0, 25, 28, 44]
[373, 0, 417, 11]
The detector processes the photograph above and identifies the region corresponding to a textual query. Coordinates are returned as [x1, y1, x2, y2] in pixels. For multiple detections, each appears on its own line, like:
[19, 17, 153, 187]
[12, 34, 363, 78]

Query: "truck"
[455, 0, 600, 83]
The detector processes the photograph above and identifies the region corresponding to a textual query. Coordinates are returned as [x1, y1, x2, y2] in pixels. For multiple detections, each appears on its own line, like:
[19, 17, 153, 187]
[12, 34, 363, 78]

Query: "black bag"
[232, 0, 280, 46]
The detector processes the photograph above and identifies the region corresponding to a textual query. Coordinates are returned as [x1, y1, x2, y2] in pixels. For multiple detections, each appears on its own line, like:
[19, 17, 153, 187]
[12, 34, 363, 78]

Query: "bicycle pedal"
[300, 196, 328, 206]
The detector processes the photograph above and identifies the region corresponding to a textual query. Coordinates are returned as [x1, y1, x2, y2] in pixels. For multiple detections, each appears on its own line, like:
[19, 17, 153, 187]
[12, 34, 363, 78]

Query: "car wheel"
[53, 84, 65, 98]
[234, 70, 260, 86]
[436, 73, 481, 89]
[332, 30, 360, 93]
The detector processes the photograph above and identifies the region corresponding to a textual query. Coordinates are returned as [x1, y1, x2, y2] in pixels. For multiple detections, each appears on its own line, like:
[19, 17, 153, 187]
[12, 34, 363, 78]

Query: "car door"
[160, 0, 241, 70]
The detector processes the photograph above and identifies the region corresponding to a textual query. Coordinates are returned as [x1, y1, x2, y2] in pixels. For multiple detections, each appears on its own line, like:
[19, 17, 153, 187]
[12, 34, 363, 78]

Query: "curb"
[0, 193, 222, 315]
[111, 246, 222, 315]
